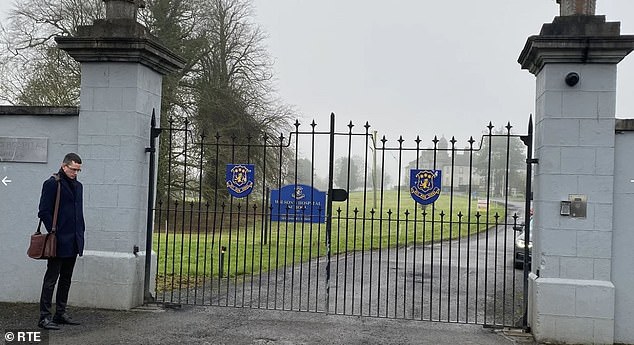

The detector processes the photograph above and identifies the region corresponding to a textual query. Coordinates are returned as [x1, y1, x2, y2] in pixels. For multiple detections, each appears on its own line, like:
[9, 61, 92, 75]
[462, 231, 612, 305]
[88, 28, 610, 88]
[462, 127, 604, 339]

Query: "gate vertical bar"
[308, 122, 316, 311]
[483, 123, 494, 324]
[178, 119, 190, 303]
[502, 123, 513, 325]
[359, 122, 371, 316]
[521, 115, 534, 329]
[195, 131, 206, 304]
[144, 109, 160, 303]
[325, 112, 336, 313]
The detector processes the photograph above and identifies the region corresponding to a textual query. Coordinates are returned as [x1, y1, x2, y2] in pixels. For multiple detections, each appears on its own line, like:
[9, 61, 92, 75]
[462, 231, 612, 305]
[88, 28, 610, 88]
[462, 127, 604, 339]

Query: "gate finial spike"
[528, 114, 533, 135]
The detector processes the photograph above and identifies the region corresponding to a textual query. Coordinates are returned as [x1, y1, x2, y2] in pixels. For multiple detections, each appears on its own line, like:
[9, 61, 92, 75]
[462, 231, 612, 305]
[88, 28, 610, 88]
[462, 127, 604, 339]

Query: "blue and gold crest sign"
[410, 169, 442, 205]
[226, 164, 255, 198]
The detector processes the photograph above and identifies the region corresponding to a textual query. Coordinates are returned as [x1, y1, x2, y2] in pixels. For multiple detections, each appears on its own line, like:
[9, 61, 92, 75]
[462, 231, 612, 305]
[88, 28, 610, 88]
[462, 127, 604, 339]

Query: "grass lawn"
[153, 189, 512, 291]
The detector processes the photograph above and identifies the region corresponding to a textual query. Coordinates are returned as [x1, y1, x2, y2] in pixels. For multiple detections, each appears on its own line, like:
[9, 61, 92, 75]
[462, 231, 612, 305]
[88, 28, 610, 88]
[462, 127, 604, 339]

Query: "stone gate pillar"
[55, 0, 185, 309]
[518, 1, 634, 343]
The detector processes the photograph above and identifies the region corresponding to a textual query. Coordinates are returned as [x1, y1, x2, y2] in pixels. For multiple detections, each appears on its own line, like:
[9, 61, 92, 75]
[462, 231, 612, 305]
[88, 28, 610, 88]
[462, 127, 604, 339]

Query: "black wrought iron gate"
[144, 112, 533, 328]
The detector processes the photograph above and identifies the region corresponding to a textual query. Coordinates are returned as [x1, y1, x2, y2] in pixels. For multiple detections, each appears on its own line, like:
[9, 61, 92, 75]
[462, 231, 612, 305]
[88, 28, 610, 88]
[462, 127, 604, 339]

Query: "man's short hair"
[63, 153, 82, 165]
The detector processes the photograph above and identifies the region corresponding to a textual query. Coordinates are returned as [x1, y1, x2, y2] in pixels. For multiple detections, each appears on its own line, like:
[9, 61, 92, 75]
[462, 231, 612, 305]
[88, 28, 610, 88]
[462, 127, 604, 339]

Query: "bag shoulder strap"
[51, 174, 62, 233]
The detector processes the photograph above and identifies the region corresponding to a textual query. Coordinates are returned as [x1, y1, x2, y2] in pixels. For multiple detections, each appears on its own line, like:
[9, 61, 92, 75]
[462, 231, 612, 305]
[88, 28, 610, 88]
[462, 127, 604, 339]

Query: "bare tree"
[188, 0, 293, 202]
[0, 0, 296, 203]
[0, 0, 103, 105]
[335, 155, 364, 191]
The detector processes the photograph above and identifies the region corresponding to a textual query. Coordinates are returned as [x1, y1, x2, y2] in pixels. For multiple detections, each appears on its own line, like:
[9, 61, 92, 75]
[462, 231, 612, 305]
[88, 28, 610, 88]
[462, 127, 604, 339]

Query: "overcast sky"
[250, 0, 634, 144]
[1, 0, 633, 144]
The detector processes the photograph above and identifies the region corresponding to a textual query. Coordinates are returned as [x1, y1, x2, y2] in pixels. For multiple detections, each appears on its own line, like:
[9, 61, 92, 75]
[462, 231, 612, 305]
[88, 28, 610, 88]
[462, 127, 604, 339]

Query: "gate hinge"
[526, 158, 539, 164]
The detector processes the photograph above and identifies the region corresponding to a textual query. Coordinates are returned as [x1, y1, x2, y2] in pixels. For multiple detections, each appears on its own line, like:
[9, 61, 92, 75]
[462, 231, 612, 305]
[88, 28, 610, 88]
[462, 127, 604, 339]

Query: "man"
[37, 153, 85, 330]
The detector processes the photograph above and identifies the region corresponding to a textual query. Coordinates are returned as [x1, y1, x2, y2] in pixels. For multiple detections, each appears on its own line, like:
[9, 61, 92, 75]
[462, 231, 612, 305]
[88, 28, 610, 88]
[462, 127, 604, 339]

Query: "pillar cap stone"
[616, 118, 634, 132]
[55, 36, 186, 75]
[518, 15, 634, 75]
[55, 0, 185, 75]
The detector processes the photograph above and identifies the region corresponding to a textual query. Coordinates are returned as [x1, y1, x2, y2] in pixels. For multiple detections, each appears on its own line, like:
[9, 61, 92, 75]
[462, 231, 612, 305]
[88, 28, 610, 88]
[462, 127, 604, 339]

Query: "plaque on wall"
[0, 137, 48, 163]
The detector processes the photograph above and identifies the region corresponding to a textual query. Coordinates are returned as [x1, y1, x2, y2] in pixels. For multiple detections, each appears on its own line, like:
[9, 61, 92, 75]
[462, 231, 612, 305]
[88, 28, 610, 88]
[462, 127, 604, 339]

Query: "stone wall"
[612, 119, 634, 343]
[0, 106, 79, 302]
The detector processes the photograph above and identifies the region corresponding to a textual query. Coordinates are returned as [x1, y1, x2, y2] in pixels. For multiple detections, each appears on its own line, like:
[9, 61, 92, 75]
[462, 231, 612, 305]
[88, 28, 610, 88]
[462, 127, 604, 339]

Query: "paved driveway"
[0, 302, 535, 345]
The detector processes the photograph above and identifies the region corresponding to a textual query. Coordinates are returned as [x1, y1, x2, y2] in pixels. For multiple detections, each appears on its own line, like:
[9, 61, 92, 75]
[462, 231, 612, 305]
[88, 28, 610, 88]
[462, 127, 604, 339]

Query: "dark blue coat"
[38, 172, 85, 257]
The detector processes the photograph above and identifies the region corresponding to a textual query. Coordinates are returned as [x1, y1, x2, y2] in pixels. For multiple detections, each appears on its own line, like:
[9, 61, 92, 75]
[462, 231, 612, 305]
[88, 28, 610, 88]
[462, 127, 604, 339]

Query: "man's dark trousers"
[39, 257, 77, 321]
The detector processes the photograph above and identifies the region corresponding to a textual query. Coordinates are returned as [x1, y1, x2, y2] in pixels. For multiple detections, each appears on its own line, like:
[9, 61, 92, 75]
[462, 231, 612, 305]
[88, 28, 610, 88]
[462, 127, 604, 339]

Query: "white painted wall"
[78, 62, 161, 253]
[530, 63, 617, 344]
[0, 62, 163, 309]
[612, 128, 634, 343]
[71, 61, 162, 309]
[0, 112, 78, 302]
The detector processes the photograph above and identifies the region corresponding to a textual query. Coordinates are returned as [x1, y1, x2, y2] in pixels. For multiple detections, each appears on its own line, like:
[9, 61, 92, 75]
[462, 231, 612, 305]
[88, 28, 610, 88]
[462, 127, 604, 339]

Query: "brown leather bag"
[28, 175, 61, 260]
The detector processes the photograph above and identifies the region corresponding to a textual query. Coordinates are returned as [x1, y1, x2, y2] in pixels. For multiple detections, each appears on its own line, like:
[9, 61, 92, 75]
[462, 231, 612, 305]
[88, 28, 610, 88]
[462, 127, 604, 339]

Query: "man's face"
[62, 161, 82, 180]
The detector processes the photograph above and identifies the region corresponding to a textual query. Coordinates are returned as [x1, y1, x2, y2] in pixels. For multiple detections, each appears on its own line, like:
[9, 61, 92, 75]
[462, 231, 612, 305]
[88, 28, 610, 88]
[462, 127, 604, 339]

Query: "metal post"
[372, 130, 377, 210]
[144, 109, 161, 303]
[520, 115, 535, 330]
[219, 246, 226, 278]
[264, 187, 270, 245]
[325, 112, 336, 313]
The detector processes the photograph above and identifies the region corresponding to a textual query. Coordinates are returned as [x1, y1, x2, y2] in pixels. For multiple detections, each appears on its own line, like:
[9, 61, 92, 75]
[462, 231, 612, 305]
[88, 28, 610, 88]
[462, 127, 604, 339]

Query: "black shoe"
[53, 313, 80, 325]
[38, 318, 60, 330]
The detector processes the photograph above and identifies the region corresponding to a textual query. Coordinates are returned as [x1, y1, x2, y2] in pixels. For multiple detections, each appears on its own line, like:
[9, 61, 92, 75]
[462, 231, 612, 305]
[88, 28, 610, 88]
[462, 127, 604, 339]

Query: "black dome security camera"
[565, 72, 580, 87]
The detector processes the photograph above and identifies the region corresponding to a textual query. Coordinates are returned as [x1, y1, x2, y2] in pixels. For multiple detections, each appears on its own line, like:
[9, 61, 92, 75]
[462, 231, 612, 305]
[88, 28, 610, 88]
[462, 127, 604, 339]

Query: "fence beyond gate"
[145, 112, 534, 328]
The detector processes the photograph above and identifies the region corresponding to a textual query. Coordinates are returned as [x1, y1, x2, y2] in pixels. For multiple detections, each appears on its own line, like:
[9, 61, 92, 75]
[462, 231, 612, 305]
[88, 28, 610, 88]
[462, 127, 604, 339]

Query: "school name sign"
[270, 184, 326, 223]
